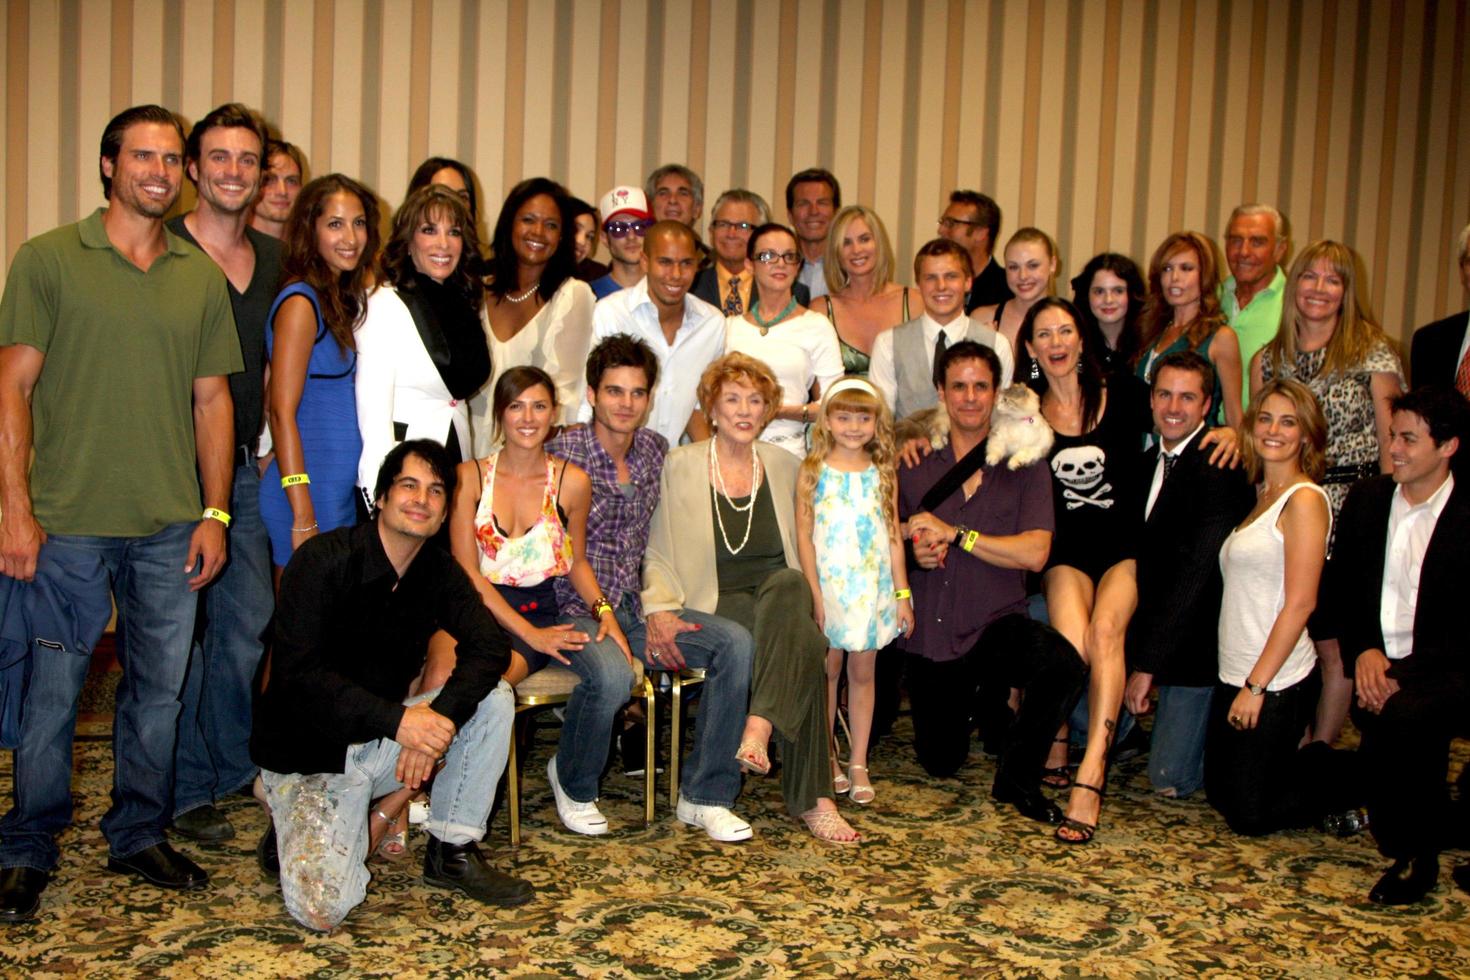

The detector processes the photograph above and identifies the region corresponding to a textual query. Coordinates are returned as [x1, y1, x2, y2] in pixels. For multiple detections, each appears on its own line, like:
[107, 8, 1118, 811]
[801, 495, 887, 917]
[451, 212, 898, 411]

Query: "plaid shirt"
[546, 426, 668, 619]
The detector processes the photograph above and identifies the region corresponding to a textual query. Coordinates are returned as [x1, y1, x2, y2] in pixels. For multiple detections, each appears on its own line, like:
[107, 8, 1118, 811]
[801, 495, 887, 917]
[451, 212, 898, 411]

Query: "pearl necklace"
[506, 282, 541, 304]
[709, 439, 763, 554]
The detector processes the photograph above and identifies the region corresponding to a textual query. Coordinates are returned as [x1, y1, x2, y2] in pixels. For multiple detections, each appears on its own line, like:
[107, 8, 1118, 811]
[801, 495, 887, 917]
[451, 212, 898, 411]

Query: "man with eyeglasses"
[692, 189, 810, 315]
[938, 190, 1011, 313]
[590, 186, 654, 300]
[585, 222, 724, 444]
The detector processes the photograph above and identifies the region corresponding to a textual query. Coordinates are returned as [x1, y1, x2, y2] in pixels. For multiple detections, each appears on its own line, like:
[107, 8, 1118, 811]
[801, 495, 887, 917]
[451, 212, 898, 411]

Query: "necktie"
[1456, 344, 1470, 399]
[931, 331, 949, 387]
[1162, 451, 1178, 481]
[724, 276, 743, 316]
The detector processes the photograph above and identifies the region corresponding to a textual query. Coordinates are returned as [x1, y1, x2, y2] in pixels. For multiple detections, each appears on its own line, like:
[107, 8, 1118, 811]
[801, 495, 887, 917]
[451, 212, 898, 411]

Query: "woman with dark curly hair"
[260, 174, 380, 573]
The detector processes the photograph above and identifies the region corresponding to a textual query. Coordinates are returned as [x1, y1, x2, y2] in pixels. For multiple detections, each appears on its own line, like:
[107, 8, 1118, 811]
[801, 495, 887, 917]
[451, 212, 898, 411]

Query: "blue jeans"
[174, 464, 274, 815]
[618, 598, 753, 807]
[261, 682, 513, 931]
[0, 522, 199, 869]
[552, 613, 637, 802]
[1147, 684, 1214, 798]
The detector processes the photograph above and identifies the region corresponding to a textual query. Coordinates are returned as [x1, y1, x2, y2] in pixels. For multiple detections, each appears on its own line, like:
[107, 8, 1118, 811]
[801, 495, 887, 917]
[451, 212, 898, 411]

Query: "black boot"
[423, 836, 533, 907]
[0, 867, 48, 923]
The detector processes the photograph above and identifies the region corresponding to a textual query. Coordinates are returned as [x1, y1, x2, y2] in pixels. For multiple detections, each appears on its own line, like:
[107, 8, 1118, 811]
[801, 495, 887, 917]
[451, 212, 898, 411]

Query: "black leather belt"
[234, 441, 258, 469]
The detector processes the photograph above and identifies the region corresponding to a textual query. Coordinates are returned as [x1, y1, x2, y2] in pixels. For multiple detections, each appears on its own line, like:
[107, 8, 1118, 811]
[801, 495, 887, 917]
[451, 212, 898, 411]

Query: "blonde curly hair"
[797, 380, 899, 533]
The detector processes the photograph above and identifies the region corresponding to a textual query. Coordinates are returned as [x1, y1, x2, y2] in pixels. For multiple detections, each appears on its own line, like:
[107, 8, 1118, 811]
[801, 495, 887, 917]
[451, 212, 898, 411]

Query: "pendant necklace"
[751, 297, 797, 335]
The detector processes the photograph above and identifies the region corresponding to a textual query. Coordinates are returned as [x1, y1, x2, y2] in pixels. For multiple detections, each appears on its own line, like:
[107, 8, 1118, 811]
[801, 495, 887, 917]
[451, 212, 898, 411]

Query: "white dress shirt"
[868, 312, 1017, 413]
[1144, 422, 1206, 519]
[579, 279, 726, 445]
[1380, 472, 1454, 660]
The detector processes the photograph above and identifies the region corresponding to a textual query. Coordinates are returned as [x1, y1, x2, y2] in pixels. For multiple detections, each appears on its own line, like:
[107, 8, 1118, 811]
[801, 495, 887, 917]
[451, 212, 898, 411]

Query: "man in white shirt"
[583, 222, 723, 444]
[871, 239, 1014, 423]
[1333, 385, 1470, 905]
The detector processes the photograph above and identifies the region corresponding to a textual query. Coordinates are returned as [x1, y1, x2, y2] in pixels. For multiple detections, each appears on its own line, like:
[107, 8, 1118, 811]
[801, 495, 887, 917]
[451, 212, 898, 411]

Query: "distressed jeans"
[261, 682, 514, 932]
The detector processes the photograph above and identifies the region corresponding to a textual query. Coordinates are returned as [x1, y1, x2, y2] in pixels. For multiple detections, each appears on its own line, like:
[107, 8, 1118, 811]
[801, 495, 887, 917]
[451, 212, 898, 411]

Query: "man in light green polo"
[1220, 203, 1289, 411]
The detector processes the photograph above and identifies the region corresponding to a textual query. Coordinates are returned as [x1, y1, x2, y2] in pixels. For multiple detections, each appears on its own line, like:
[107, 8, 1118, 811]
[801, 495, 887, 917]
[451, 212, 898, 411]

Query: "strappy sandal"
[735, 739, 771, 776]
[1055, 782, 1105, 844]
[1042, 737, 1072, 789]
[373, 809, 409, 861]
[800, 807, 861, 844]
[848, 764, 874, 805]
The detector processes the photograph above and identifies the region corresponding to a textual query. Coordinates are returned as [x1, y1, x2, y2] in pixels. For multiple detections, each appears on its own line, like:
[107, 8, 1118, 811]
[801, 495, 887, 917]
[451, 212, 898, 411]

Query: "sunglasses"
[604, 219, 653, 239]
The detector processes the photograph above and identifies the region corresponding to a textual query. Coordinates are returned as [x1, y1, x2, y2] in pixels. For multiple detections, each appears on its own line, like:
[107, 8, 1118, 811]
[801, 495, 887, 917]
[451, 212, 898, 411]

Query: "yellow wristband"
[962, 530, 980, 553]
[202, 507, 232, 528]
[281, 473, 311, 488]
[893, 588, 912, 600]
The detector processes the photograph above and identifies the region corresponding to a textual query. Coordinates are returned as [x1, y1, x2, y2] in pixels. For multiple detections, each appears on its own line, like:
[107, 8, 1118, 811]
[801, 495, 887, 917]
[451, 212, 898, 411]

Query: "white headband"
[820, 377, 883, 408]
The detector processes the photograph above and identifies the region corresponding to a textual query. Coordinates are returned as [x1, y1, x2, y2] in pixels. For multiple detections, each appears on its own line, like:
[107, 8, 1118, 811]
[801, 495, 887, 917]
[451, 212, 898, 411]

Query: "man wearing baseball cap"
[590, 186, 653, 300]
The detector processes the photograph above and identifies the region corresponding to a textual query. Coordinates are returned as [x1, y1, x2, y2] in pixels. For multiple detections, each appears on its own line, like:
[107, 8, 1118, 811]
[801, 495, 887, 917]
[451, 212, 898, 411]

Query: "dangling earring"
[1029, 359, 1040, 381]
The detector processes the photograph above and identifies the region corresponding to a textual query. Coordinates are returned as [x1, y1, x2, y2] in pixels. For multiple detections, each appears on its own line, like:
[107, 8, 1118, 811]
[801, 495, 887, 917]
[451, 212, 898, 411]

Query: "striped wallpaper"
[3, 0, 1468, 348]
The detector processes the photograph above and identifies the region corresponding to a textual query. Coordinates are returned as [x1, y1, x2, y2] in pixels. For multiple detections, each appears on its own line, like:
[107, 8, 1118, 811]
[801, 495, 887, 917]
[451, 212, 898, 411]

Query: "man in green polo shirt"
[1220, 203, 1289, 411]
[0, 104, 242, 923]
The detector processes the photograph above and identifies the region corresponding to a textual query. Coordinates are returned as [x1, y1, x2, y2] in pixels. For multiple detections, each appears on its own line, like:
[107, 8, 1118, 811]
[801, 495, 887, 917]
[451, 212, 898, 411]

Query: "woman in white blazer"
[356, 185, 492, 507]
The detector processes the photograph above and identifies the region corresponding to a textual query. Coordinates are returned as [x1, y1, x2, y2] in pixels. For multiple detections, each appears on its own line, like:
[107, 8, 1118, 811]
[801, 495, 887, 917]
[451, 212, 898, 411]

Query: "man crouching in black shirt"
[251, 439, 530, 931]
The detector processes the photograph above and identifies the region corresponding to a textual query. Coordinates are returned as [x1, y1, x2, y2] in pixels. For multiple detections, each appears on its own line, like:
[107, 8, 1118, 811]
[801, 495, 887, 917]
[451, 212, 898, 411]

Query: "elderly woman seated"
[642, 352, 859, 843]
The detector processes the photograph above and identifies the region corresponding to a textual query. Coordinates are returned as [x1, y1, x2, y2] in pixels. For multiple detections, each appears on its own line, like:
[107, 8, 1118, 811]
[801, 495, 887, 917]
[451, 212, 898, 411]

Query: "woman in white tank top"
[1207, 379, 1337, 836]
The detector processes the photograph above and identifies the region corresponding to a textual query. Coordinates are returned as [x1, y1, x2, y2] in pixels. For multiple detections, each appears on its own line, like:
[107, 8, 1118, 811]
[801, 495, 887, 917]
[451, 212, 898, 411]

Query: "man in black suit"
[691, 188, 810, 314]
[937, 190, 1012, 313]
[1409, 222, 1470, 393]
[1334, 385, 1470, 905]
[1124, 351, 1253, 798]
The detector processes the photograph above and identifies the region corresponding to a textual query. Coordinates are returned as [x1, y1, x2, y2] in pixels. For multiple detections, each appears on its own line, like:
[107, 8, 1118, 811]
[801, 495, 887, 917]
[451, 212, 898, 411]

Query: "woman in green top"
[815, 206, 921, 376]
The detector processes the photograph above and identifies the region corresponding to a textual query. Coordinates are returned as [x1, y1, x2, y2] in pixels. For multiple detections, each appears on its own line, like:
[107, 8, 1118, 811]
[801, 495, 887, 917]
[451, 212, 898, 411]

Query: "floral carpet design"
[3, 712, 1467, 977]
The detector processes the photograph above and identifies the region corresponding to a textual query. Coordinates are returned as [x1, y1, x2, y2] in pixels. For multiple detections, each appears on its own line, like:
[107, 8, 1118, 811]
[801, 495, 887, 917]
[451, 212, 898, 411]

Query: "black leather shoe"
[0, 867, 48, 923]
[1369, 856, 1439, 905]
[423, 837, 532, 907]
[106, 842, 209, 890]
[992, 778, 1064, 824]
[171, 804, 236, 842]
[256, 820, 279, 880]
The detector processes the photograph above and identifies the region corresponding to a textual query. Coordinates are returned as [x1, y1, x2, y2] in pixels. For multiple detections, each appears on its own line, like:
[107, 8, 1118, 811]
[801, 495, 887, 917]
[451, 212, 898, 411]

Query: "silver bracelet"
[291, 522, 319, 532]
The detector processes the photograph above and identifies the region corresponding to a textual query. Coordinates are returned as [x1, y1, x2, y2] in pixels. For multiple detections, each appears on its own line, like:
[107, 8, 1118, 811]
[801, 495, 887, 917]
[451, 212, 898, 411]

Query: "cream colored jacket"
[641, 440, 802, 616]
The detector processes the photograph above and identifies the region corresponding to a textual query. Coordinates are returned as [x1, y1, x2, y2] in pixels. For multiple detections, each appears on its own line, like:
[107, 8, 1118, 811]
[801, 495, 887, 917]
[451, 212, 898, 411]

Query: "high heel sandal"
[735, 740, 771, 776]
[1041, 737, 1072, 789]
[831, 762, 850, 794]
[1055, 782, 1105, 844]
[373, 808, 409, 861]
[848, 765, 874, 805]
[800, 808, 861, 845]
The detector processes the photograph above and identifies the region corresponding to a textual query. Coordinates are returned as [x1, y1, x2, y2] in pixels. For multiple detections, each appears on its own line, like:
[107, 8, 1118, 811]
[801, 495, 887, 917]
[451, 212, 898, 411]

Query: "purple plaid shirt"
[546, 426, 668, 619]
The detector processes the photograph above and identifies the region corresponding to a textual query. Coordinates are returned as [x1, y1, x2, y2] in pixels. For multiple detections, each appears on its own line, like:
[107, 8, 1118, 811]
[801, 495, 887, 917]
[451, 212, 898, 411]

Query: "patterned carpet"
[3, 706, 1468, 978]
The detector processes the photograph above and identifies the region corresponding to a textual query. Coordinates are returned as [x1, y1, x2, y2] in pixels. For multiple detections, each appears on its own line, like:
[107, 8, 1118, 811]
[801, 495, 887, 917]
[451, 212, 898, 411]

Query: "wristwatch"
[951, 524, 969, 547]
[1245, 680, 1266, 696]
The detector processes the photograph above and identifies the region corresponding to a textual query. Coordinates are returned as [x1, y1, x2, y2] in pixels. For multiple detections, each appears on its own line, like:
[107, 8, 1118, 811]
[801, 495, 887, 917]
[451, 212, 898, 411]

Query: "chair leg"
[669, 673, 683, 809]
[507, 713, 521, 848]
[643, 679, 656, 826]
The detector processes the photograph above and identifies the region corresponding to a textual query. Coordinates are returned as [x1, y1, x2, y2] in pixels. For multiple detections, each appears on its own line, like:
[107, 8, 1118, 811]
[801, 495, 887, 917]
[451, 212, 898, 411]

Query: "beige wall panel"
[565, 0, 604, 202]
[177, 0, 214, 124]
[1422, 0, 1461, 317]
[787, 0, 824, 175]
[609, 0, 646, 187]
[426, 0, 464, 159]
[1140, 0, 1179, 252]
[1378, 6, 1424, 340]
[130, 0, 163, 105]
[745, 12, 781, 199]
[903, 0, 953, 266]
[77, 6, 115, 217]
[1068, 0, 1105, 258]
[1317, 4, 1358, 246]
[1350, 1, 1388, 259]
[1213, 0, 1250, 226]
[868, 2, 909, 224]
[1, 7, 10, 265]
[1106, 0, 1142, 256]
[473, 0, 508, 202]
[657, 0, 693, 176]
[699, 0, 736, 201]
[375, 0, 415, 201]
[327, 0, 365, 180]
[232, 1, 265, 109]
[277, 0, 314, 166]
[27, 8, 61, 238]
[825, 0, 865, 202]
[517, 0, 555, 180]
[990, 0, 1028, 222]
[1277, 7, 1318, 247]
[950, 0, 985, 196]
[1181, 0, 1217, 232]
[1028, 0, 1066, 241]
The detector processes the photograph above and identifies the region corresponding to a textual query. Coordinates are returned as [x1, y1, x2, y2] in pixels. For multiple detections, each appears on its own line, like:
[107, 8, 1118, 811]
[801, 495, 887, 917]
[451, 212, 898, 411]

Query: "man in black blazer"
[1124, 351, 1253, 798]
[691, 188, 809, 313]
[1334, 385, 1470, 905]
[1408, 223, 1469, 391]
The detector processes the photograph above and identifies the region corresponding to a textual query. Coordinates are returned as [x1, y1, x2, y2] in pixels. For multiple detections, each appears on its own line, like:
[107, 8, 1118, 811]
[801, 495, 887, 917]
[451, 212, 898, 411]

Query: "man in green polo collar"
[1220, 203, 1289, 412]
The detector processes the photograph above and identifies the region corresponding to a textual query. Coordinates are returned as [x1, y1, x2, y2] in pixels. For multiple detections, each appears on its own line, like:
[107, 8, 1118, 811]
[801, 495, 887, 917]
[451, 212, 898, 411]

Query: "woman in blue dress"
[260, 174, 381, 575]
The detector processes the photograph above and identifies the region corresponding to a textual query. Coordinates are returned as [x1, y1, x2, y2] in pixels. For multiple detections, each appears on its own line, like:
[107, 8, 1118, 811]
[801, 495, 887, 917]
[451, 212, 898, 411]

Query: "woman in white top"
[1207, 378, 1336, 836]
[723, 223, 843, 457]
[356, 185, 491, 506]
[469, 178, 595, 453]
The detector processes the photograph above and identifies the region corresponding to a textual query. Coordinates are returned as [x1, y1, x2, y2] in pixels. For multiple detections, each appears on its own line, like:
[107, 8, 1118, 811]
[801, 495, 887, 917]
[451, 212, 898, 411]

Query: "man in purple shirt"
[547, 335, 755, 842]
[899, 341, 1087, 824]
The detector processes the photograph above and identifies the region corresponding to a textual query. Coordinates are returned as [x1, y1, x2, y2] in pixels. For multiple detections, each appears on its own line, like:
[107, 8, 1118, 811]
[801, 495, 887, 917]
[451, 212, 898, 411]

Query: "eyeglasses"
[604, 219, 653, 239]
[710, 220, 755, 233]
[755, 250, 801, 266]
[938, 216, 982, 230]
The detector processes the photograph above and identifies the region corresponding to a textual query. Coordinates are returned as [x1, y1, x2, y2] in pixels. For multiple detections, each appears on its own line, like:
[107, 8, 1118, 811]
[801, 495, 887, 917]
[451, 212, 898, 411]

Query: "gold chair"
[505, 661, 656, 846]
[667, 667, 707, 808]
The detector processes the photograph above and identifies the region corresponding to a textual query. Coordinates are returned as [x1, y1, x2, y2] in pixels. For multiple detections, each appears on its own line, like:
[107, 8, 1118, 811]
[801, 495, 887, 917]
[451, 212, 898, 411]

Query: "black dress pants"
[906, 614, 1087, 787]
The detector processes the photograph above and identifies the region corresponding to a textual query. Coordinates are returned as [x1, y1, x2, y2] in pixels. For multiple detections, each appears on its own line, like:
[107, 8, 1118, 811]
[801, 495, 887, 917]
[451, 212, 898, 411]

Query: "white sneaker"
[677, 795, 753, 842]
[546, 757, 608, 835]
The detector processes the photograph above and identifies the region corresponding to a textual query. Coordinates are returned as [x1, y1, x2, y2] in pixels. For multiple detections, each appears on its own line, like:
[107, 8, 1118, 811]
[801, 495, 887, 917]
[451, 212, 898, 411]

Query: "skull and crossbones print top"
[1042, 375, 1153, 583]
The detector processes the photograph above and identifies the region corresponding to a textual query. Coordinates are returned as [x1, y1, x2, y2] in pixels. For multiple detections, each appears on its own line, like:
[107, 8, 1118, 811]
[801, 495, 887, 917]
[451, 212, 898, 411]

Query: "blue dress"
[259, 282, 362, 565]
[812, 463, 898, 651]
